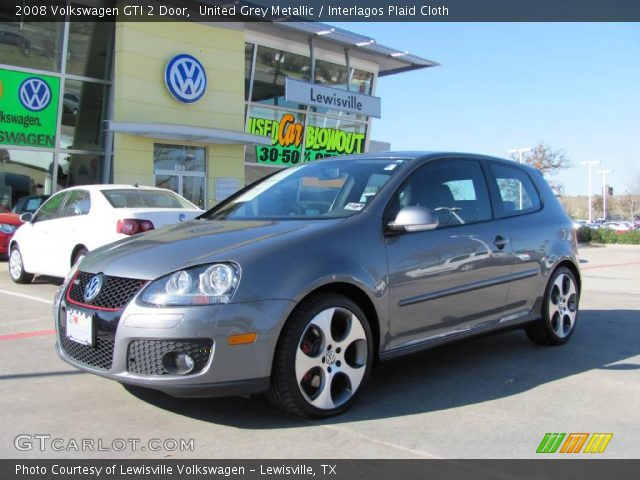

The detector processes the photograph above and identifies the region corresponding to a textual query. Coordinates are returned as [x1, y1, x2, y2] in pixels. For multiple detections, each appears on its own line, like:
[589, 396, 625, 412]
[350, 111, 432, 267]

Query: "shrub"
[578, 227, 640, 245]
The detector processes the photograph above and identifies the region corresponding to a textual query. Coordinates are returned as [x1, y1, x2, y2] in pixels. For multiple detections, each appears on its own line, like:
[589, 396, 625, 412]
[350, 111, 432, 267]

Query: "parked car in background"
[0, 213, 22, 257]
[604, 221, 632, 232]
[572, 219, 588, 229]
[53, 153, 581, 418]
[8, 185, 203, 282]
[11, 195, 50, 215]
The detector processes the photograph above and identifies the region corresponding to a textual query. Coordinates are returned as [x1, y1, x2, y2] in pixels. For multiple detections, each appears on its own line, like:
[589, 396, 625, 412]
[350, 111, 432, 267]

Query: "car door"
[484, 161, 546, 320]
[18, 191, 69, 276]
[384, 158, 513, 351]
[46, 189, 92, 276]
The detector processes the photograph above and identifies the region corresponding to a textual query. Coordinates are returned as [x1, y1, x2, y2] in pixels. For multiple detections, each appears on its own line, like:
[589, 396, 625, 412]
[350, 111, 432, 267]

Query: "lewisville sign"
[0, 68, 60, 148]
[285, 78, 381, 118]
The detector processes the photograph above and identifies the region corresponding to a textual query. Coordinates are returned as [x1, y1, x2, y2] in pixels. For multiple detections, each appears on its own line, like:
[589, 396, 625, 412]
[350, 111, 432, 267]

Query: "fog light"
[162, 352, 195, 375]
[176, 353, 195, 373]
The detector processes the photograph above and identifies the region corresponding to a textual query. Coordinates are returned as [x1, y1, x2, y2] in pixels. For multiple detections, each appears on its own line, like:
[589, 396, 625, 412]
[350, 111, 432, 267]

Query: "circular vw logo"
[83, 275, 103, 303]
[19, 77, 52, 112]
[165, 54, 207, 104]
[325, 351, 336, 366]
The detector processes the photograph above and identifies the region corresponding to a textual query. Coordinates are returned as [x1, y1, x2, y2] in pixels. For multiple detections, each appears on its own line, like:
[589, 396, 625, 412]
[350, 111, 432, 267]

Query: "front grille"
[59, 321, 114, 370]
[127, 339, 213, 375]
[68, 272, 146, 310]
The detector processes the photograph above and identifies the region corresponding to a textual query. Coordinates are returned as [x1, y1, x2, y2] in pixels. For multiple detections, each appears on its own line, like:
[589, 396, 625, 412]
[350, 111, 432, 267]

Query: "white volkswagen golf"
[8, 184, 203, 282]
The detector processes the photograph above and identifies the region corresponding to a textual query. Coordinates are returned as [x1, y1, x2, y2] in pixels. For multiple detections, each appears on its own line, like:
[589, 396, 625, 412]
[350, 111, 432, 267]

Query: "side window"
[34, 192, 68, 223]
[489, 163, 541, 217]
[386, 159, 492, 228]
[61, 190, 91, 217]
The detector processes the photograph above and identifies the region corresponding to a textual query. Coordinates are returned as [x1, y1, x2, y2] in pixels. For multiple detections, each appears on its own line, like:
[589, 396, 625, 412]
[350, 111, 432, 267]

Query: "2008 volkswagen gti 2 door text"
[53, 152, 580, 418]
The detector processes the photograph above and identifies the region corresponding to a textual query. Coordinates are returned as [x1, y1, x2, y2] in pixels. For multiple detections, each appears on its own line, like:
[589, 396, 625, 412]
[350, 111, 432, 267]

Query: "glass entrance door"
[153, 144, 206, 209]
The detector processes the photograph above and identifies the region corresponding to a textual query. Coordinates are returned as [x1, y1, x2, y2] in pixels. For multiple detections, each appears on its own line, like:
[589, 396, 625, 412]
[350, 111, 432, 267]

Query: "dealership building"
[0, 2, 436, 209]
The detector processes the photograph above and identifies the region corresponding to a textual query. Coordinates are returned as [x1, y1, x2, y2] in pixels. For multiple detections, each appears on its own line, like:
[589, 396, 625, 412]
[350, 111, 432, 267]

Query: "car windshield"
[101, 189, 195, 209]
[203, 159, 408, 220]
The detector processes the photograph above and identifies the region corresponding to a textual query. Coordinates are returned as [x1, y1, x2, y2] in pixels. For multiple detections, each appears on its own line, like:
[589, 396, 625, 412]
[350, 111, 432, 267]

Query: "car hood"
[80, 218, 336, 280]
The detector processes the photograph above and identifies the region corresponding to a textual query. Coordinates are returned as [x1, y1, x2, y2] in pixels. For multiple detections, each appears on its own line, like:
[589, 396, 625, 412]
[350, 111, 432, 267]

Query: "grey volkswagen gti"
[54, 152, 581, 418]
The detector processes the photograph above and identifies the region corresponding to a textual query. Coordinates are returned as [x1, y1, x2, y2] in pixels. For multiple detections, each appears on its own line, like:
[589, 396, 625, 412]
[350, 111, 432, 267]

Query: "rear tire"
[526, 267, 579, 345]
[9, 246, 34, 284]
[267, 293, 373, 418]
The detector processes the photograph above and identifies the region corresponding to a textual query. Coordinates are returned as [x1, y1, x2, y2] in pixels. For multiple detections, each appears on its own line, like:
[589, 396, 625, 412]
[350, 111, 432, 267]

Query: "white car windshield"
[203, 159, 408, 220]
[102, 189, 194, 209]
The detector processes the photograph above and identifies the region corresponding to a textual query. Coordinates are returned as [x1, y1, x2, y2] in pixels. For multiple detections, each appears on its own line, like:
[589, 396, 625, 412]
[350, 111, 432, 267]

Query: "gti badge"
[165, 54, 207, 103]
[19, 77, 51, 112]
[83, 275, 103, 303]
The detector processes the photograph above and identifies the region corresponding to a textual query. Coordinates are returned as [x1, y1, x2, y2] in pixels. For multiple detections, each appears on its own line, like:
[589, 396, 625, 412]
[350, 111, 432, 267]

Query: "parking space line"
[0, 329, 55, 341]
[0, 289, 53, 305]
[582, 261, 640, 271]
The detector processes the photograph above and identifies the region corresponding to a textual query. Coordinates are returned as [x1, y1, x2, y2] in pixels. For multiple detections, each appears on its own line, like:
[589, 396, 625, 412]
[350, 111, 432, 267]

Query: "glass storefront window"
[60, 80, 108, 150]
[314, 59, 348, 89]
[245, 43, 254, 101]
[350, 68, 374, 95]
[246, 106, 306, 167]
[0, 21, 63, 73]
[62, 153, 104, 187]
[67, 21, 114, 80]
[153, 144, 206, 173]
[0, 149, 54, 210]
[304, 115, 367, 162]
[251, 45, 310, 109]
[153, 144, 206, 208]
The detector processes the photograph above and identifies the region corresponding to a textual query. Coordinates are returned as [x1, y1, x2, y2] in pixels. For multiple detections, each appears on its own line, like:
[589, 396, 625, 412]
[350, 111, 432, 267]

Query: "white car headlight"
[140, 263, 240, 306]
[0, 223, 17, 234]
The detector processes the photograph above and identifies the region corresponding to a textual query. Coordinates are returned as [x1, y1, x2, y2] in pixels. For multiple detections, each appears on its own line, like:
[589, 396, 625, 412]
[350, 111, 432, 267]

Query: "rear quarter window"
[488, 163, 541, 217]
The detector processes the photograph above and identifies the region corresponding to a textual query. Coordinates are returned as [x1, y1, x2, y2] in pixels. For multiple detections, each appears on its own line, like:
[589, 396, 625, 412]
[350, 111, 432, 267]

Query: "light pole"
[580, 161, 600, 223]
[508, 147, 531, 209]
[596, 169, 612, 220]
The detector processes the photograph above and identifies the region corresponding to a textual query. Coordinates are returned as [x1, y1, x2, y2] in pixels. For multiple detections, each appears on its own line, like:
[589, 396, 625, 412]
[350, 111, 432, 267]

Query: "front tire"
[526, 267, 579, 345]
[268, 293, 373, 418]
[9, 246, 34, 284]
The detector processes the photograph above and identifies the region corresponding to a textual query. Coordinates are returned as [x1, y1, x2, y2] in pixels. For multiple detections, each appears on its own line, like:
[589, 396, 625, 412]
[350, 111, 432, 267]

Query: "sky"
[341, 23, 640, 196]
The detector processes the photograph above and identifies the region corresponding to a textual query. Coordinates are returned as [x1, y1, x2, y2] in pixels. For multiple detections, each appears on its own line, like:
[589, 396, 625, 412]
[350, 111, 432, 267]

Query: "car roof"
[318, 151, 541, 174]
[54, 184, 173, 193]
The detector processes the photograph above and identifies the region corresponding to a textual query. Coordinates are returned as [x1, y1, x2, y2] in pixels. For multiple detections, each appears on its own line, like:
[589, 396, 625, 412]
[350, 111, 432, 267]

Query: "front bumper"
[55, 293, 295, 397]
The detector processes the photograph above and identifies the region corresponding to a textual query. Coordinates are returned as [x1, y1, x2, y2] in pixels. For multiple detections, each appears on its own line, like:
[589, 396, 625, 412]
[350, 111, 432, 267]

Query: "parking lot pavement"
[0, 245, 638, 459]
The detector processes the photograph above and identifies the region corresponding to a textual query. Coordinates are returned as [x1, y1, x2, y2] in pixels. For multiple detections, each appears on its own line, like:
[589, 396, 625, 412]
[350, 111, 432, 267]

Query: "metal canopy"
[106, 121, 270, 145]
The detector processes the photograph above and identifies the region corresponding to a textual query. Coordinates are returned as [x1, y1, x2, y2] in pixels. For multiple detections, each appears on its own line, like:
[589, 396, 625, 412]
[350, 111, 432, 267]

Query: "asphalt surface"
[0, 245, 638, 459]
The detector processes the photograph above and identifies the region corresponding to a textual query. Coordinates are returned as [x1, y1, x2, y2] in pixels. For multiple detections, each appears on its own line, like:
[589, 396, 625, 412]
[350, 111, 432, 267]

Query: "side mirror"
[20, 212, 34, 223]
[387, 206, 439, 233]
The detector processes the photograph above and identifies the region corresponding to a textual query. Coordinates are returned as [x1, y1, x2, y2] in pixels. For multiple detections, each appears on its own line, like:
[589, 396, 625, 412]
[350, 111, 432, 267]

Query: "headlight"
[140, 263, 240, 306]
[0, 223, 17, 234]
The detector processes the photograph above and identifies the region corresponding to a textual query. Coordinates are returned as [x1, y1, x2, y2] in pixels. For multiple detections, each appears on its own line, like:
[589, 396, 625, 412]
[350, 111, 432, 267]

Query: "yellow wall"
[112, 22, 245, 207]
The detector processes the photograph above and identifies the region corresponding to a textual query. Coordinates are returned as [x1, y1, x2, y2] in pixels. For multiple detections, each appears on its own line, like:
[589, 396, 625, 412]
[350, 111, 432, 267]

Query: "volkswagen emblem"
[83, 275, 103, 303]
[179, 213, 186, 222]
[19, 77, 52, 112]
[165, 54, 207, 104]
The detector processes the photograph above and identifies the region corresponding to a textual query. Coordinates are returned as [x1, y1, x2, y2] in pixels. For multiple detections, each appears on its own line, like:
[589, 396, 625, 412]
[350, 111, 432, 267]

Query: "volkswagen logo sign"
[83, 275, 103, 303]
[165, 54, 207, 104]
[179, 213, 186, 222]
[19, 77, 52, 112]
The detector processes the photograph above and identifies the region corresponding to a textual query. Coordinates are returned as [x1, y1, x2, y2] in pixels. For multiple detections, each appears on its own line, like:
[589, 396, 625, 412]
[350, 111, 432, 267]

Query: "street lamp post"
[508, 147, 531, 209]
[596, 169, 612, 221]
[580, 161, 600, 223]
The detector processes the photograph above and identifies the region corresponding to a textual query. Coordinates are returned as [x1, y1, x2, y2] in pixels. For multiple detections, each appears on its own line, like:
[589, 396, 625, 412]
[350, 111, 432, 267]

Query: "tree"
[510, 142, 570, 193]
[592, 195, 603, 219]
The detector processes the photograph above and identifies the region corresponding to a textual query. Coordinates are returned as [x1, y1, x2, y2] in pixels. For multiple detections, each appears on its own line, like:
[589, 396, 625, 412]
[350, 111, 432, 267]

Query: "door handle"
[494, 235, 509, 250]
